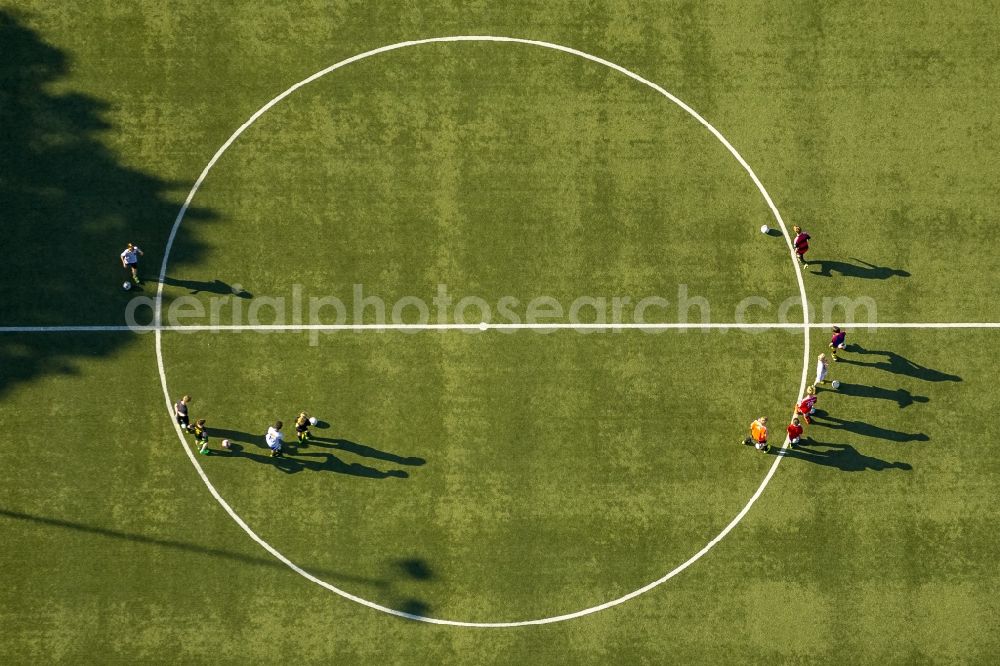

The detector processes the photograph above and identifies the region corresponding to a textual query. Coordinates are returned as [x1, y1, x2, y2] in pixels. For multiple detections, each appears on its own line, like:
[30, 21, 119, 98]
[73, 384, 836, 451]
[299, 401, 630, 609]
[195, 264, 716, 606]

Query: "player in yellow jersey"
[192, 419, 210, 455]
[294, 411, 312, 445]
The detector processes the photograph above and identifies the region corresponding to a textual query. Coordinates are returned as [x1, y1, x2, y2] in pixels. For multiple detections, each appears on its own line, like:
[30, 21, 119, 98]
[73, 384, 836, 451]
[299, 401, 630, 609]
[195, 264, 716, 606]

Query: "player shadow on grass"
[839, 346, 962, 382]
[810, 410, 929, 442]
[810, 258, 910, 279]
[206, 427, 266, 447]
[771, 441, 912, 472]
[224, 443, 410, 478]
[0, 10, 215, 396]
[307, 437, 426, 467]
[821, 382, 930, 408]
[157, 276, 253, 298]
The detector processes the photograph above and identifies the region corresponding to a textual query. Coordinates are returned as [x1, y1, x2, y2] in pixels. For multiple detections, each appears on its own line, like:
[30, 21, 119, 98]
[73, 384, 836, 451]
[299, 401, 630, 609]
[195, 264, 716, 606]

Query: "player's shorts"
[295, 425, 309, 433]
[125, 261, 138, 271]
[176, 414, 189, 427]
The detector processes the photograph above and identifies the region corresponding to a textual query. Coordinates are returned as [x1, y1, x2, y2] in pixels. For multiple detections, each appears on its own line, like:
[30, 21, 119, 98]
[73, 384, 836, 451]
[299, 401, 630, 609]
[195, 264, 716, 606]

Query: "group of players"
[172, 395, 316, 457]
[158, 225, 826, 457]
[743, 326, 848, 453]
[742, 225, 848, 452]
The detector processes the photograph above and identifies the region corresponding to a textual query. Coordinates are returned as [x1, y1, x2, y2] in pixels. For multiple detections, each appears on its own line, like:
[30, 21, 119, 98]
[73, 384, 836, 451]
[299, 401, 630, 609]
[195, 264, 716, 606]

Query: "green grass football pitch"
[2, 1, 1000, 663]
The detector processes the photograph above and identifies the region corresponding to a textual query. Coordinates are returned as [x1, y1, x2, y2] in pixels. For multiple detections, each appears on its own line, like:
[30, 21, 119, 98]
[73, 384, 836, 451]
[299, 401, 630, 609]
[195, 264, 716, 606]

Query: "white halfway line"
[2, 322, 1000, 333]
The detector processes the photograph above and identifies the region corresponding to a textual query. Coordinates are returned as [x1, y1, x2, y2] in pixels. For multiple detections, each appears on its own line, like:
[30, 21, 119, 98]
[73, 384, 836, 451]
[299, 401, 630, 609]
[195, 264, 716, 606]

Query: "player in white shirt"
[120, 242, 144, 285]
[815, 353, 830, 386]
[266, 421, 284, 458]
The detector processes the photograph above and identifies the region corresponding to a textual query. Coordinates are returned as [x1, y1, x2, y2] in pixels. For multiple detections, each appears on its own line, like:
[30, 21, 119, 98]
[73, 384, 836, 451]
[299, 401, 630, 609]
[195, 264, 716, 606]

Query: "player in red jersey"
[787, 417, 804, 448]
[792, 225, 811, 268]
[796, 385, 818, 424]
[830, 326, 847, 361]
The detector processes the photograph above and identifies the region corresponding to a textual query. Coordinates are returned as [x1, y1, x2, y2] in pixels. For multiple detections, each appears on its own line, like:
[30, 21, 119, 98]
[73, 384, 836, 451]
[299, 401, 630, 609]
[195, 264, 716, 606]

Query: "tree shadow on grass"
[824, 382, 930, 408]
[811, 410, 930, 443]
[0, 507, 386, 587]
[1, 507, 438, 615]
[0, 10, 215, 396]
[839, 346, 962, 382]
[810, 258, 910, 280]
[770, 440, 912, 472]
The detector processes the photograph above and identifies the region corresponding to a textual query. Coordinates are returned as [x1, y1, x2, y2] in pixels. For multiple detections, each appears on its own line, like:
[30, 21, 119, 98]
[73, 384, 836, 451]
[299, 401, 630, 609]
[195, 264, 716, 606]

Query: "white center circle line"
[153, 36, 811, 627]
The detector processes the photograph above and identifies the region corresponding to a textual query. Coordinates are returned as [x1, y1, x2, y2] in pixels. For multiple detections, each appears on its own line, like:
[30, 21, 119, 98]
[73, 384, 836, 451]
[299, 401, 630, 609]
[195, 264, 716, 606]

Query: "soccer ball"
[831, 380, 841, 389]
[809, 407, 816, 415]
[221, 439, 231, 449]
[308, 416, 318, 426]
[122, 281, 132, 291]
[837, 343, 846, 350]
[760, 225, 770, 234]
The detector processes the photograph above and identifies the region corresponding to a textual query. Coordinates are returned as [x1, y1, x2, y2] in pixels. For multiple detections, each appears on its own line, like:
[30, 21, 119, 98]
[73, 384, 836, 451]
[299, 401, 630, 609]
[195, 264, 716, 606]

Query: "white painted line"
[816, 322, 1000, 328]
[150, 36, 794, 628]
[4, 321, 999, 333]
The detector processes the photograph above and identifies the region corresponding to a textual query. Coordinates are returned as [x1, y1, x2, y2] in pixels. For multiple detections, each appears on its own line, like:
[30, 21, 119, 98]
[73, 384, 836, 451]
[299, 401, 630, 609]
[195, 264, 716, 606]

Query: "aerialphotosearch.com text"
[125, 283, 877, 345]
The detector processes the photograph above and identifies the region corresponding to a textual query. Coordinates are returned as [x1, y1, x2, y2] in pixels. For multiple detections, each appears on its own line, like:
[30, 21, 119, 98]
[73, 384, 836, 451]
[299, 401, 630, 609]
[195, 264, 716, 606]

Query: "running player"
[192, 419, 210, 455]
[830, 326, 847, 361]
[787, 417, 804, 448]
[743, 417, 769, 452]
[294, 412, 312, 445]
[796, 386, 818, 425]
[266, 421, 284, 458]
[792, 225, 810, 268]
[120, 242, 144, 285]
[174, 395, 193, 433]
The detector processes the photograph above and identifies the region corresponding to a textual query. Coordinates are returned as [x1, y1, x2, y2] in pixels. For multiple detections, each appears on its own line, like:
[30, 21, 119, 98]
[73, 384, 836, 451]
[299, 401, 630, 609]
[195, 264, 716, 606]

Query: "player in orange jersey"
[742, 416, 769, 452]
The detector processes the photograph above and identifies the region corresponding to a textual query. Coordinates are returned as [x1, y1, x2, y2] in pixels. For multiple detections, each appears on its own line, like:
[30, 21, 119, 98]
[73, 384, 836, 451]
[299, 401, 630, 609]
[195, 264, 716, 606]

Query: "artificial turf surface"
[2, 1, 999, 663]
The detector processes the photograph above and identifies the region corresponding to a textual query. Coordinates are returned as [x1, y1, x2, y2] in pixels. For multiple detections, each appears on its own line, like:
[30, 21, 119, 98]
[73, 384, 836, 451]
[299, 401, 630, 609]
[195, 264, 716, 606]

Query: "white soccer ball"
[222, 439, 231, 449]
[760, 225, 770, 234]
[309, 416, 318, 426]
[809, 407, 816, 415]
[122, 281, 132, 291]
[831, 380, 841, 389]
